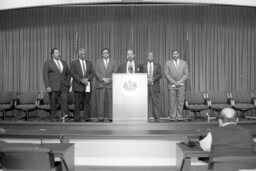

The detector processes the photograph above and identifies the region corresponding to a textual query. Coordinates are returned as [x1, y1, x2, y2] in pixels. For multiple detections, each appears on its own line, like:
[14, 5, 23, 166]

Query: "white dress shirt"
[174, 59, 179, 68]
[79, 58, 87, 76]
[53, 58, 63, 73]
[126, 61, 135, 73]
[104, 58, 109, 69]
[147, 62, 154, 77]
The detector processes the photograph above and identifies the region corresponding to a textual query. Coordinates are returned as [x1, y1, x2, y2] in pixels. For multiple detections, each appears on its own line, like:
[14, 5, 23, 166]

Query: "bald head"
[219, 108, 237, 124]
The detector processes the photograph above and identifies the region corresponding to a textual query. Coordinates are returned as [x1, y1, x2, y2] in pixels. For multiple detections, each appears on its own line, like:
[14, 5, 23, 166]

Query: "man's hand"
[81, 78, 89, 85]
[148, 77, 153, 84]
[103, 77, 111, 84]
[46, 87, 52, 92]
[175, 81, 184, 87]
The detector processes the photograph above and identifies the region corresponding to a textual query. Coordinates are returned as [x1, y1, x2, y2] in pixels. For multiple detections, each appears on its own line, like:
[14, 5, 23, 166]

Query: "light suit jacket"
[164, 59, 189, 89]
[95, 58, 118, 89]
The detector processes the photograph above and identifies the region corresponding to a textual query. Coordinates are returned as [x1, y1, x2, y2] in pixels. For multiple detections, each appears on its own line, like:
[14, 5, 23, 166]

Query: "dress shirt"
[147, 62, 154, 78]
[53, 58, 63, 73]
[126, 61, 135, 73]
[104, 58, 109, 69]
[79, 58, 87, 76]
[174, 59, 179, 68]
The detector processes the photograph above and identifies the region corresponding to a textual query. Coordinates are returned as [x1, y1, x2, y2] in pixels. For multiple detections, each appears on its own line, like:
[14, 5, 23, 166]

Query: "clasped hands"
[102, 77, 111, 84]
[173, 81, 184, 87]
[81, 78, 89, 85]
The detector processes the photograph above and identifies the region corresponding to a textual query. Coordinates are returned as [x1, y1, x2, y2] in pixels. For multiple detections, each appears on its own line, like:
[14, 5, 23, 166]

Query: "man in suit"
[200, 108, 254, 164]
[165, 49, 189, 121]
[70, 48, 94, 122]
[142, 52, 162, 122]
[43, 48, 70, 120]
[118, 49, 141, 73]
[95, 48, 118, 122]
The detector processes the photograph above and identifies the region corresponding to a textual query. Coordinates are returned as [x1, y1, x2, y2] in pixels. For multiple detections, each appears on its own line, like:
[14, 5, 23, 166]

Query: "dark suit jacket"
[117, 61, 142, 73]
[70, 59, 94, 92]
[43, 59, 71, 91]
[210, 124, 254, 162]
[95, 58, 118, 89]
[142, 62, 162, 93]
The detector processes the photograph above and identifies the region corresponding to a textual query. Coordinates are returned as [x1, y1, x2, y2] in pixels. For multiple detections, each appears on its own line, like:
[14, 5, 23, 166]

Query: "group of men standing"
[43, 48, 189, 122]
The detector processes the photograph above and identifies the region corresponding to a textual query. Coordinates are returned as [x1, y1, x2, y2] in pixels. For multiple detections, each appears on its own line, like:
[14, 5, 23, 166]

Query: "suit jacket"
[117, 61, 142, 73]
[95, 58, 118, 89]
[43, 59, 71, 91]
[142, 62, 162, 93]
[210, 124, 254, 162]
[70, 59, 94, 92]
[164, 59, 189, 89]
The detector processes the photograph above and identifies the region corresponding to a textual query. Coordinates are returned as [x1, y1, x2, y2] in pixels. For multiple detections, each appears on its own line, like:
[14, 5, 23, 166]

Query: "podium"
[113, 73, 148, 123]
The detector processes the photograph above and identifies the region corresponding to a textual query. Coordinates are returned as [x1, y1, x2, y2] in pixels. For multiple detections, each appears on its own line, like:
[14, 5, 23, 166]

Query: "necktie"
[149, 62, 153, 79]
[105, 59, 108, 69]
[128, 64, 133, 73]
[82, 60, 86, 78]
[56, 60, 62, 73]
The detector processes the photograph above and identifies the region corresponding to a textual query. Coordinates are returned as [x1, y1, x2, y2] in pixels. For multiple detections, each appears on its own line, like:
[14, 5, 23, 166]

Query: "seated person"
[199, 108, 254, 163]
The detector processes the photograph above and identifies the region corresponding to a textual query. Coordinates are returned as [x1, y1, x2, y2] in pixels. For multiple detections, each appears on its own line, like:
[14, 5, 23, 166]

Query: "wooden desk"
[176, 142, 256, 171]
[176, 143, 208, 171]
[0, 143, 74, 171]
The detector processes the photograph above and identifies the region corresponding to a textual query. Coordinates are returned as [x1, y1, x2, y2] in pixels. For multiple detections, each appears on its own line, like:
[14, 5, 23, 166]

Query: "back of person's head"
[219, 108, 238, 126]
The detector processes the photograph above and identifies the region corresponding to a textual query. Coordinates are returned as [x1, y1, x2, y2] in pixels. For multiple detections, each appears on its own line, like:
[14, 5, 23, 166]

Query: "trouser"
[74, 91, 91, 121]
[168, 86, 185, 118]
[49, 90, 68, 118]
[96, 88, 112, 120]
[148, 86, 160, 119]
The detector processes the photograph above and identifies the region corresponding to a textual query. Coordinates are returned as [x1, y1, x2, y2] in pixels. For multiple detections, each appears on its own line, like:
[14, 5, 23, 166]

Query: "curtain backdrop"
[0, 5, 256, 117]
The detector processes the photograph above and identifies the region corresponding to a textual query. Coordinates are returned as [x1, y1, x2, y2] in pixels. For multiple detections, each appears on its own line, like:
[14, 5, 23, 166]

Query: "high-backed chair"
[65, 92, 75, 122]
[0, 92, 15, 120]
[209, 156, 256, 171]
[207, 91, 231, 120]
[184, 91, 209, 121]
[0, 147, 62, 171]
[230, 91, 255, 119]
[38, 92, 51, 112]
[38, 92, 60, 121]
[14, 92, 39, 121]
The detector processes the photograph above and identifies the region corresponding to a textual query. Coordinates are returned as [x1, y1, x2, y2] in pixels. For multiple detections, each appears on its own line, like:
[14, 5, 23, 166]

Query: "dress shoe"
[168, 116, 176, 121]
[155, 118, 160, 123]
[98, 117, 104, 122]
[176, 117, 185, 121]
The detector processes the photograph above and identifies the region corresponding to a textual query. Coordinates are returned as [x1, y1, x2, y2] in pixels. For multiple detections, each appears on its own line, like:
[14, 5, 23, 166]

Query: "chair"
[185, 91, 209, 121]
[38, 92, 60, 121]
[14, 92, 39, 121]
[230, 91, 255, 119]
[209, 156, 256, 171]
[0, 147, 62, 171]
[0, 92, 15, 120]
[64, 92, 75, 122]
[207, 91, 231, 121]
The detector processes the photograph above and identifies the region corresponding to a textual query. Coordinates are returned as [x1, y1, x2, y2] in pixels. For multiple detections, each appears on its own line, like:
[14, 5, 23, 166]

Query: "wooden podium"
[113, 73, 148, 123]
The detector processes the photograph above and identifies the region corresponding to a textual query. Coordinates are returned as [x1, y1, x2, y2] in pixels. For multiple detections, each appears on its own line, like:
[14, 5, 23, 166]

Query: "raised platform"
[0, 121, 256, 140]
